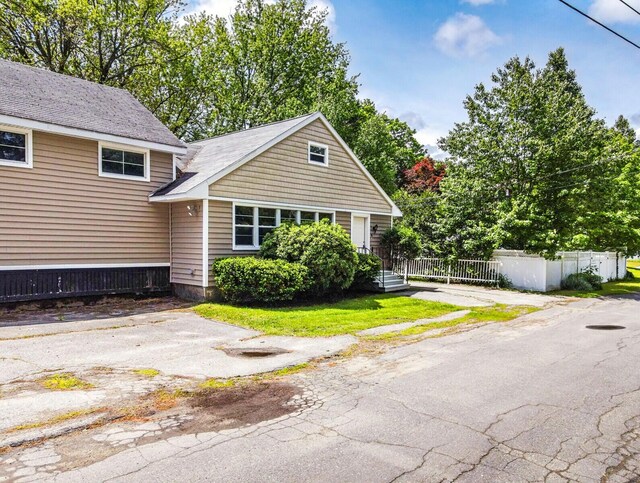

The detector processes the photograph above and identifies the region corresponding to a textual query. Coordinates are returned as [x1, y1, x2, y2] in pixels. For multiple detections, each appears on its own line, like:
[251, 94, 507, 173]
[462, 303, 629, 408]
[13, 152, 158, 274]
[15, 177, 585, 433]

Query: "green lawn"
[554, 260, 640, 298]
[194, 293, 463, 337]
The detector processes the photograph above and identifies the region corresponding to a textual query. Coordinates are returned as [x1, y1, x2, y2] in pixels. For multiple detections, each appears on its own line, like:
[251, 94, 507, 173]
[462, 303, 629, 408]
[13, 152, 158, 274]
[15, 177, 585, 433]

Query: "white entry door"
[351, 215, 369, 249]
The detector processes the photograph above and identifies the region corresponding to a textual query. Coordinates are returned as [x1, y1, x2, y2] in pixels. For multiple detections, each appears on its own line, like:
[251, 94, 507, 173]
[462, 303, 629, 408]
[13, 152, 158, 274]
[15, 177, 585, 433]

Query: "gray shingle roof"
[0, 59, 185, 149]
[152, 113, 318, 197]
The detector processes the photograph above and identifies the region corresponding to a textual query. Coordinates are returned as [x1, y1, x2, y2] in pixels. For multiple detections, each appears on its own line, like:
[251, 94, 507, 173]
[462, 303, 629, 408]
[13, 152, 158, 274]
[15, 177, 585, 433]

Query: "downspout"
[202, 199, 209, 290]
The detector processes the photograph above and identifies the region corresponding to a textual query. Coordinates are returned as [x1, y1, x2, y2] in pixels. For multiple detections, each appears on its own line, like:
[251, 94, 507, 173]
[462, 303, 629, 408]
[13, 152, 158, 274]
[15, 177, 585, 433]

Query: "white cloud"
[185, 0, 336, 31]
[187, 0, 238, 18]
[434, 13, 501, 58]
[399, 111, 426, 130]
[588, 0, 640, 24]
[309, 0, 337, 31]
[461, 0, 497, 5]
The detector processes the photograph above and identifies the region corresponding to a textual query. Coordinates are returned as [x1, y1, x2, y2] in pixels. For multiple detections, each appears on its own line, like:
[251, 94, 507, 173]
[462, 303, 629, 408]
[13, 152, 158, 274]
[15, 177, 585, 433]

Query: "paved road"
[42, 295, 640, 481]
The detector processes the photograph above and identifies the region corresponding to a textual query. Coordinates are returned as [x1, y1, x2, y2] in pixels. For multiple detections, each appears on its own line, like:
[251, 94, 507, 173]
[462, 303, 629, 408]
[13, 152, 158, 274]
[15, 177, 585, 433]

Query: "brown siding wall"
[207, 201, 257, 281]
[209, 119, 393, 213]
[335, 211, 351, 236]
[170, 201, 203, 286]
[370, 214, 392, 251]
[0, 131, 172, 266]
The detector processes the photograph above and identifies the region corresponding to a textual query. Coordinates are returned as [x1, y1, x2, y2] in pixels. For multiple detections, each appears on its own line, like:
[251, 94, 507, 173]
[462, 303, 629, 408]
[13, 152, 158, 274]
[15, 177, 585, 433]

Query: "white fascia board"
[208, 196, 394, 217]
[0, 114, 187, 155]
[148, 182, 209, 202]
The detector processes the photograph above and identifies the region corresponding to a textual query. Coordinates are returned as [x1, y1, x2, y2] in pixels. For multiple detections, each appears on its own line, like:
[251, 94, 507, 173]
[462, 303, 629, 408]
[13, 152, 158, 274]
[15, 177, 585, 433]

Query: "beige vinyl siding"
[0, 131, 172, 266]
[170, 201, 203, 286]
[370, 214, 392, 251]
[335, 211, 351, 235]
[209, 119, 393, 214]
[207, 201, 257, 278]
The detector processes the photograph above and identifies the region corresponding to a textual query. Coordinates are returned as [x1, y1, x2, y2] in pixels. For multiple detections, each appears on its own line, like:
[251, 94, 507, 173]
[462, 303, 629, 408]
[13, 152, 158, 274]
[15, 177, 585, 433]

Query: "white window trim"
[232, 202, 336, 251]
[308, 141, 329, 166]
[0, 124, 33, 169]
[98, 141, 150, 182]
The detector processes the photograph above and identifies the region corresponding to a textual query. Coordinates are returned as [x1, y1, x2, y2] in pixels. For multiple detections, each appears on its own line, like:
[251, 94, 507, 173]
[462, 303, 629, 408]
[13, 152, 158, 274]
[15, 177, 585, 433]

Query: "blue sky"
[189, 0, 640, 155]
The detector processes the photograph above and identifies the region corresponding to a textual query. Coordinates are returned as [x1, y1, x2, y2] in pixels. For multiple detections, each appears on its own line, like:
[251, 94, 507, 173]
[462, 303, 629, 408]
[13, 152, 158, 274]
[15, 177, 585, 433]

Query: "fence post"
[404, 259, 408, 283]
[447, 262, 451, 285]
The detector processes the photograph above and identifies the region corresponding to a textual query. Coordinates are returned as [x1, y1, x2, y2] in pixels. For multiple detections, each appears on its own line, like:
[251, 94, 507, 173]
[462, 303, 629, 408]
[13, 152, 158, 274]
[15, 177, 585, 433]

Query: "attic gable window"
[308, 141, 328, 166]
[0, 125, 32, 169]
[98, 142, 150, 182]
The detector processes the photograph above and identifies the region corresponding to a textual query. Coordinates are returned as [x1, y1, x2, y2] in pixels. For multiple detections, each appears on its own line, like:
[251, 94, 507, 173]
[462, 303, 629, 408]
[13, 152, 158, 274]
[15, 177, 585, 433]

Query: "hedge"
[212, 257, 308, 303]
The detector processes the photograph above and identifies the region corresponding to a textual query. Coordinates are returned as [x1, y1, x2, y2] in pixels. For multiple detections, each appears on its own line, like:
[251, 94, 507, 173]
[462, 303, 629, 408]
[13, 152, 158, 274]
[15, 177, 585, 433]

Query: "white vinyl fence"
[493, 250, 627, 292]
[398, 258, 501, 285]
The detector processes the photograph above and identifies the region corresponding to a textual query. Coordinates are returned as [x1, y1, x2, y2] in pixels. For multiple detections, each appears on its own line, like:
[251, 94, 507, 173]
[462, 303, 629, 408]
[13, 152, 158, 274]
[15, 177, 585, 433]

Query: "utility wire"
[557, 0, 640, 51]
[618, 0, 640, 18]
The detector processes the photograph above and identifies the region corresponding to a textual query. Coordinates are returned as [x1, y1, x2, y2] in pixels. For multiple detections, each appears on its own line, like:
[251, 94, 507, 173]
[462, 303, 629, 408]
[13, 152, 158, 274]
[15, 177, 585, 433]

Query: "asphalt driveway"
[32, 293, 640, 482]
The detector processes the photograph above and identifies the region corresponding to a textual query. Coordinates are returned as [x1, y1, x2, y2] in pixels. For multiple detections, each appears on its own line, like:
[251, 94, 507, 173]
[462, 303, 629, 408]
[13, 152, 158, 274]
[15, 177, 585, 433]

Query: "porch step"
[371, 270, 411, 293]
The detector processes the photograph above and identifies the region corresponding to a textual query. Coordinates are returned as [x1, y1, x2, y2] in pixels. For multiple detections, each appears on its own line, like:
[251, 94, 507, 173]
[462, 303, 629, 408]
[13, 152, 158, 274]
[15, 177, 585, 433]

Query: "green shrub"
[561, 268, 603, 291]
[351, 253, 382, 290]
[212, 257, 308, 303]
[380, 225, 422, 259]
[260, 220, 358, 294]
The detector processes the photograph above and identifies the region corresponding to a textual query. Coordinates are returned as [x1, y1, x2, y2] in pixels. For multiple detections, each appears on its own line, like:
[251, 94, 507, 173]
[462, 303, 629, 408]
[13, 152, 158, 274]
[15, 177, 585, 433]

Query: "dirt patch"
[188, 382, 299, 429]
[1, 380, 303, 476]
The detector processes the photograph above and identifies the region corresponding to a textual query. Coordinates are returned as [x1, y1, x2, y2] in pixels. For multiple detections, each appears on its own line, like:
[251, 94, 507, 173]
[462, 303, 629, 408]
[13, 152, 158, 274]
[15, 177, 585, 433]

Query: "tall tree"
[438, 48, 614, 258]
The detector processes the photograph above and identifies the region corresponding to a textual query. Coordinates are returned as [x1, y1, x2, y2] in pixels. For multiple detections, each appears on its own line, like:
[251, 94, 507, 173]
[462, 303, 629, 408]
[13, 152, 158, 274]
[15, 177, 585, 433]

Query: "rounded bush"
[212, 257, 308, 304]
[380, 225, 422, 259]
[351, 253, 382, 290]
[561, 271, 603, 291]
[260, 220, 358, 294]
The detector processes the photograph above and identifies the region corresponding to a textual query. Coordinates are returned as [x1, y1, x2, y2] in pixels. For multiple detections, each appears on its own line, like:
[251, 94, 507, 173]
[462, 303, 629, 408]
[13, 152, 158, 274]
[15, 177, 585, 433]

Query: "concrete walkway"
[405, 281, 563, 307]
[357, 309, 471, 336]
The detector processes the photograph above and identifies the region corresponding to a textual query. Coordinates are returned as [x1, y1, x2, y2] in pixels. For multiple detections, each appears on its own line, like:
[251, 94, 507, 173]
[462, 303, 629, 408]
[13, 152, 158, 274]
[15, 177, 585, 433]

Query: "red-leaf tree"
[402, 156, 446, 193]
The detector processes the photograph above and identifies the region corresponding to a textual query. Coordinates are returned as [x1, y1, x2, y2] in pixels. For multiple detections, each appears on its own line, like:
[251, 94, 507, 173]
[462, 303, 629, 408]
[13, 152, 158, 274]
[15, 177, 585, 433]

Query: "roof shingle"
[0, 59, 185, 149]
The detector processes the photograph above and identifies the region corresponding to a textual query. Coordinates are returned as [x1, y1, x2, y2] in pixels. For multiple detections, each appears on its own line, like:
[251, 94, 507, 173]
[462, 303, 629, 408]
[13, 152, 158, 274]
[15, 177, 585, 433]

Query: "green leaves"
[434, 47, 639, 259]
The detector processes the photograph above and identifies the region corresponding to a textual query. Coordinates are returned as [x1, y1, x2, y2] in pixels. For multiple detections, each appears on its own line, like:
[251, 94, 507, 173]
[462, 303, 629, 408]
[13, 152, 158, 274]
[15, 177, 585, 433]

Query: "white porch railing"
[397, 257, 502, 286]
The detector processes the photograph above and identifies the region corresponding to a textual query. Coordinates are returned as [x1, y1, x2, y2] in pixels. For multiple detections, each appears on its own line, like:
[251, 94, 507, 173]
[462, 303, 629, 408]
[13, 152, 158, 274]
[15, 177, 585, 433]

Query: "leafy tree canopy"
[0, 0, 425, 192]
[433, 48, 640, 258]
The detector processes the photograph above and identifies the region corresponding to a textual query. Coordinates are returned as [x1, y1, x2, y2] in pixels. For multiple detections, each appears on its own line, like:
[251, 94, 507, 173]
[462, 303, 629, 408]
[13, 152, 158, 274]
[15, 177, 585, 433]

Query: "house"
[0, 59, 403, 303]
[150, 113, 403, 299]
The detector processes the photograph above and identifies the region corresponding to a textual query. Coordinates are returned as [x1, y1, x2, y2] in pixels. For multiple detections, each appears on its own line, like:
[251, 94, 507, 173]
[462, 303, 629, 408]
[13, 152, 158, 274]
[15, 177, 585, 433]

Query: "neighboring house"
[150, 112, 402, 300]
[0, 60, 401, 302]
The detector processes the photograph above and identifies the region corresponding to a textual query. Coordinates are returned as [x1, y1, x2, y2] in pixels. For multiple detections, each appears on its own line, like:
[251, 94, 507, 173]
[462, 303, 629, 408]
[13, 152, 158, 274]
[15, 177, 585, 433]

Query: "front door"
[351, 215, 369, 249]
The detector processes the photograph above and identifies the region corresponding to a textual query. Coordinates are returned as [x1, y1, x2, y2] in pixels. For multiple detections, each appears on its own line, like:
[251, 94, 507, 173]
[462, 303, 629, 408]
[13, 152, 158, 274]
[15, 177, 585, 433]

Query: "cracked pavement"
[1, 293, 639, 482]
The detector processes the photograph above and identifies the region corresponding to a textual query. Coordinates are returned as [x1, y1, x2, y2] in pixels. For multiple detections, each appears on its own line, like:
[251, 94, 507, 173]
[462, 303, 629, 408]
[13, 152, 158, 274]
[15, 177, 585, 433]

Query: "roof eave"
[0, 114, 187, 155]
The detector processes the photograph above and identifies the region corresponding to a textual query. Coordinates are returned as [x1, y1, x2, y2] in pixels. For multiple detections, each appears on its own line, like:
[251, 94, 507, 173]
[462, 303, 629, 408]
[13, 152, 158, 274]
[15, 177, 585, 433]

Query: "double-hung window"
[0, 125, 32, 168]
[308, 141, 328, 166]
[99, 143, 149, 181]
[233, 205, 335, 249]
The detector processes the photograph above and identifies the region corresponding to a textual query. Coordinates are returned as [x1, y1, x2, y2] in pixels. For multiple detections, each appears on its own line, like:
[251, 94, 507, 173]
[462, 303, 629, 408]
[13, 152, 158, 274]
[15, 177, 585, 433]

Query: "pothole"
[585, 325, 626, 331]
[221, 347, 291, 358]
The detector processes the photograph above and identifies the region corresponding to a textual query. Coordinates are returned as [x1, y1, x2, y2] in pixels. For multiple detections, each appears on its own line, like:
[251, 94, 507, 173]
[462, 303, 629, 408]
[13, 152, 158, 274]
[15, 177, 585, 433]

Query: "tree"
[438, 48, 616, 258]
[403, 155, 446, 194]
[0, 0, 425, 191]
[349, 99, 426, 194]
[0, 0, 180, 85]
